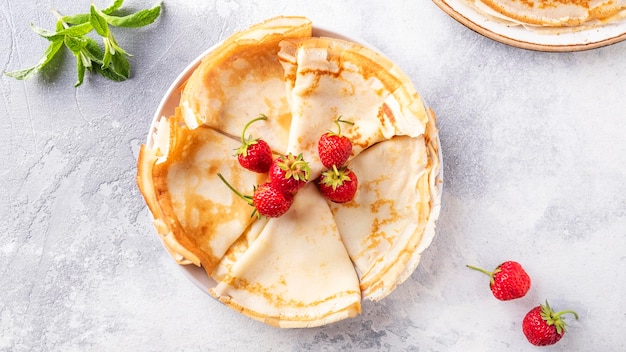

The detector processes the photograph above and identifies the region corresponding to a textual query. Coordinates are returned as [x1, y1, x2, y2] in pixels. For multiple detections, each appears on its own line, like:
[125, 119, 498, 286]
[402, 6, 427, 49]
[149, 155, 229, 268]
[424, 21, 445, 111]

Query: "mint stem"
[51, 9, 69, 29]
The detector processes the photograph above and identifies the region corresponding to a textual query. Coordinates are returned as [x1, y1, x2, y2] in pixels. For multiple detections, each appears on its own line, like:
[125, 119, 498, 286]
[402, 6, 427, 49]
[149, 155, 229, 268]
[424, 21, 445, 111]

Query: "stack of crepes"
[137, 16, 442, 328]
[465, 0, 626, 30]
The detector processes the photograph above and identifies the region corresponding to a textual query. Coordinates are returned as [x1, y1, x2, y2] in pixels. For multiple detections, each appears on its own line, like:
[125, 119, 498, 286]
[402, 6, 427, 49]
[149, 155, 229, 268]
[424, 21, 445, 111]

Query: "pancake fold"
[277, 36, 429, 179]
[210, 184, 362, 328]
[180, 16, 313, 153]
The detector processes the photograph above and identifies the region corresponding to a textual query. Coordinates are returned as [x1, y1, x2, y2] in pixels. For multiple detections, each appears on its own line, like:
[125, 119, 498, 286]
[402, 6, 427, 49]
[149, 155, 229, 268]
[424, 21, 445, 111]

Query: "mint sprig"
[4, 0, 162, 87]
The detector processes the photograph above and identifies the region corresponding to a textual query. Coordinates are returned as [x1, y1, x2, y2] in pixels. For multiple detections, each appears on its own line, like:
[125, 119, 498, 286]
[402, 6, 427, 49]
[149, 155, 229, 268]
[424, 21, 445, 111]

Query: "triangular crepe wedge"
[277, 36, 429, 179]
[210, 184, 362, 328]
[210, 217, 268, 283]
[137, 109, 268, 274]
[327, 132, 440, 301]
[179, 16, 312, 153]
[474, 0, 626, 26]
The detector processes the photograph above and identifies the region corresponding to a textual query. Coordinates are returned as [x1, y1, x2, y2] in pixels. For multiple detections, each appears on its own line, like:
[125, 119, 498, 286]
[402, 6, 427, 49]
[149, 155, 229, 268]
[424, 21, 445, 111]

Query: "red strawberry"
[251, 182, 294, 218]
[317, 165, 358, 203]
[269, 153, 310, 194]
[318, 117, 354, 168]
[235, 114, 273, 173]
[217, 173, 293, 218]
[318, 133, 352, 168]
[522, 301, 579, 346]
[466, 261, 531, 301]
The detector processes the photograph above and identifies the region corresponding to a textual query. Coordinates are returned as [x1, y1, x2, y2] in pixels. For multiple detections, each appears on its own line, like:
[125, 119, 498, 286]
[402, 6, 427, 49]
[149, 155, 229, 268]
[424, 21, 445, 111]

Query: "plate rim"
[432, 0, 626, 52]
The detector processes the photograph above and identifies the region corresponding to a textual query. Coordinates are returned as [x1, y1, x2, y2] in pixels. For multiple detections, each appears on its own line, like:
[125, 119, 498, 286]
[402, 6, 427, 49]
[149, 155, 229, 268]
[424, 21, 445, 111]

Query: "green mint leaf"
[4, 66, 41, 80]
[93, 64, 127, 82]
[110, 50, 130, 78]
[89, 5, 110, 37]
[82, 37, 106, 64]
[33, 22, 93, 41]
[103, 38, 113, 68]
[99, 2, 162, 28]
[59, 14, 90, 25]
[108, 33, 130, 56]
[55, 20, 65, 32]
[84, 37, 127, 82]
[64, 35, 88, 54]
[59, 22, 93, 37]
[4, 39, 64, 80]
[75, 54, 86, 87]
[102, 0, 125, 15]
[79, 51, 92, 68]
[30, 23, 58, 39]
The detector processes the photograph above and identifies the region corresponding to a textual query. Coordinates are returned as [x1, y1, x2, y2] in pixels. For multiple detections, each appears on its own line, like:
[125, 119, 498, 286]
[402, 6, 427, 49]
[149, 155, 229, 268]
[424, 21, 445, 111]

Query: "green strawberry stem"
[278, 153, 310, 181]
[241, 114, 267, 145]
[554, 310, 579, 320]
[541, 300, 579, 335]
[217, 173, 253, 206]
[321, 165, 352, 190]
[332, 116, 354, 136]
[466, 264, 499, 285]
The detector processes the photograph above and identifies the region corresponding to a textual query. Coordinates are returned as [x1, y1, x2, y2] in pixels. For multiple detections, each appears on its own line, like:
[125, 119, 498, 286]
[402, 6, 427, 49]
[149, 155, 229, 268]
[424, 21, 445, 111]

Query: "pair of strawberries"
[467, 261, 578, 346]
[316, 117, 358, 204]
[222, 115, 357, 218]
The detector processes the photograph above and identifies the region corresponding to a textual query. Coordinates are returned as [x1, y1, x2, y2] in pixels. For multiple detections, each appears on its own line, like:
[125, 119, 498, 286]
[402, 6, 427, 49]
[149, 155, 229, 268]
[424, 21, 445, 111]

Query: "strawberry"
[466, 261, 531, 301]
[318, 117, 354, 168]
[217, 173, 293, 218]
[235, 114, 273, 173]
[269, 153, 310, 194]
[522, 301, 579, 346]
[251, 182, 294, 218]
[317, 165, 358, 203]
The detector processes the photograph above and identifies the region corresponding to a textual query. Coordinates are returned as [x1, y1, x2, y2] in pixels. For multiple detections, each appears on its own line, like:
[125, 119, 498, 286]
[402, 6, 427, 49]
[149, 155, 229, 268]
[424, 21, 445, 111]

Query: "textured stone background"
[1, 0, 625, 351]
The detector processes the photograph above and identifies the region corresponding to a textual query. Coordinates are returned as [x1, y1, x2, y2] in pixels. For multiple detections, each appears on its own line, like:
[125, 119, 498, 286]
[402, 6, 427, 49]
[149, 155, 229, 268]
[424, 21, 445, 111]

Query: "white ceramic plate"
[147, 26, 443, 295]
[433, 0, 626, 51]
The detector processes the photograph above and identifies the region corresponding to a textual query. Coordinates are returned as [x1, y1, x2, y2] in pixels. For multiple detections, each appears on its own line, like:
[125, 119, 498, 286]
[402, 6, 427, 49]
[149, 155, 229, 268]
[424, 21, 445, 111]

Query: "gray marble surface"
[2, 0, 625, 351]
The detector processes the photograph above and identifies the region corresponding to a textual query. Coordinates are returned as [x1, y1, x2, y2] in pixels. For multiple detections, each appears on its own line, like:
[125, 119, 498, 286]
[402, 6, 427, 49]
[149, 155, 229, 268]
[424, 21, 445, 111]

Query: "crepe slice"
[179, 16, 313, 153]
[328, 126, 441, 301]
[474, 0, 626, 27]
[396, 108, 442, 286]
[210, 217, 268, 283]
[277, 36, 429, 179]
[210, 183, 362, 328]
[137, 109, 268, 274]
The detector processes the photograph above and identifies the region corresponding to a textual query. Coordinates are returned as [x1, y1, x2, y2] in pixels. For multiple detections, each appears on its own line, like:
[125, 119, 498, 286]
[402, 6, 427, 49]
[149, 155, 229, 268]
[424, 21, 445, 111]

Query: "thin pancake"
[137, 16, 442, 328]
[328, 134, 439, 300]
[475, 0, 626, 26]
[180, 16, 313, 153]
[210, 217, 268, 283]
[138, 109, 268, 274]
[277, 36, 428, 179]
[211, 184, 362, 328]
[137, 113, 200, 265]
